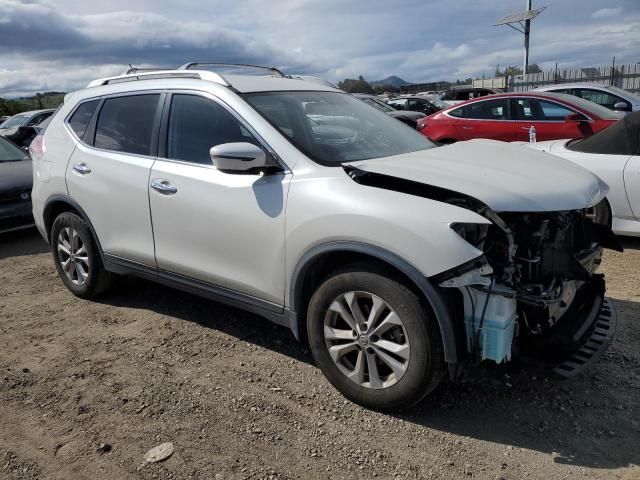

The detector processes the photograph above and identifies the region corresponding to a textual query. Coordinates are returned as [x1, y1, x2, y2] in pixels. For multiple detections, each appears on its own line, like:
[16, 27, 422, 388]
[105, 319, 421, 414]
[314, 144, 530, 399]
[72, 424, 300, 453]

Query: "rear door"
[148, 92, 289, 306]
[66, 93, 162, 266]
[454, 97, 515, 141]
[512, 97, 593, 141]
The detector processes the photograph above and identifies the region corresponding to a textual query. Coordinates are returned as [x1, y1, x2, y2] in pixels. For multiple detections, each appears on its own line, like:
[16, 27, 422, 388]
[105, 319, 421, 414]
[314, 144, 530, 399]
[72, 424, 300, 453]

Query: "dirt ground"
[1, 229, 639, 480]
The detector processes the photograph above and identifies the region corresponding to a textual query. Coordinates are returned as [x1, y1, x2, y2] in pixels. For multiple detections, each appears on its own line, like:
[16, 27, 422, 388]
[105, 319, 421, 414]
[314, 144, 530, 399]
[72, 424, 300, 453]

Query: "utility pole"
[523, 0, 532, 76]
[494, 0, 545, 79]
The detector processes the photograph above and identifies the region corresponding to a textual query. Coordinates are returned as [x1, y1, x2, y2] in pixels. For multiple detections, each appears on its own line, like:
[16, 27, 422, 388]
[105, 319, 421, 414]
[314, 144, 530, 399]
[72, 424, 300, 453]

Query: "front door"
[512, 97, 593, 142]
[66, 93, 162, 266]
[148, 92, 290, 306]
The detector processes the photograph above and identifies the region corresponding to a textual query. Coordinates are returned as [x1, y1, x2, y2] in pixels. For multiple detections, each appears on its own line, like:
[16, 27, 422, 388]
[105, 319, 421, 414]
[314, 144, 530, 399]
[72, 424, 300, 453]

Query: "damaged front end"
[345, 165, 621, 378]
[437, 210, 621, 377]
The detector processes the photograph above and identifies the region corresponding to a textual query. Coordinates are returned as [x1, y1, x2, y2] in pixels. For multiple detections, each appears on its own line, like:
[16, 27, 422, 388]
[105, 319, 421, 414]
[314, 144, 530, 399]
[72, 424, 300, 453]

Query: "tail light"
[416, 119, 428, 131]
[29, 134, 45, 161]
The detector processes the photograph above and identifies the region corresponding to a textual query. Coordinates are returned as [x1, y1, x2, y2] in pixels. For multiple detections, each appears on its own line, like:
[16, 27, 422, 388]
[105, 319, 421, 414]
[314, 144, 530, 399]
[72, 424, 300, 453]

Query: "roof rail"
[86, 70, 229, 88]
[178, 62, 285, 78]
[123, 67, 175, 75]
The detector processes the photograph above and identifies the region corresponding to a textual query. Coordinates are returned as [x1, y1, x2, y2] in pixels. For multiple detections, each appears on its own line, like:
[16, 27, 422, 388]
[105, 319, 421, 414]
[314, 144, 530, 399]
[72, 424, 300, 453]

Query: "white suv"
[31, 63, 619, 410]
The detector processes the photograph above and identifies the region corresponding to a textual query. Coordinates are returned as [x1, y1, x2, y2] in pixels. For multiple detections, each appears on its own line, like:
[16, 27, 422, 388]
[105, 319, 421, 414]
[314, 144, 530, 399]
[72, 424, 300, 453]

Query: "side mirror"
[565, 113, 585, 123]
[210, 142, 269, 173]
[613, 101, 629, 111]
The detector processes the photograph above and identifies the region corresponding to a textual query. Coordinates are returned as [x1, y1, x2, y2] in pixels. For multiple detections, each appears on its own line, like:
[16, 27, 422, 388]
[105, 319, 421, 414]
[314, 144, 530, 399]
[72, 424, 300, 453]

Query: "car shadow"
[97, 277, 640, 471]
[0, 227, 49, 260]
[620, 236, 640, 251]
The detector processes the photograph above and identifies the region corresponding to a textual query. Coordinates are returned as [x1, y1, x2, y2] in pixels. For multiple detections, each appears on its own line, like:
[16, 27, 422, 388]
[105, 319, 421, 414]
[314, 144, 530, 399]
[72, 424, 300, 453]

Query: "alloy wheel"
[323, 291, 411, 389]
[57, 227, 90, 286]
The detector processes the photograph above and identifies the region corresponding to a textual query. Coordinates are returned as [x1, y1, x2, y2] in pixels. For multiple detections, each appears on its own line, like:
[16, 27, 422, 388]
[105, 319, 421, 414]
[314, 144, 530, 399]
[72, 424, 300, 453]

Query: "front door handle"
[461, 126, 474, 130]
[72, 162, 91, 175]
[151, 179, 178, 195]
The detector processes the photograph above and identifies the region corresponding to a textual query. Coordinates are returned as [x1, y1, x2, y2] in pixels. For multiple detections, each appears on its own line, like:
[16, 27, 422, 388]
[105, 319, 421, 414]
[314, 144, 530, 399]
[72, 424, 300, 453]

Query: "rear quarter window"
[68, 100, 99, 139]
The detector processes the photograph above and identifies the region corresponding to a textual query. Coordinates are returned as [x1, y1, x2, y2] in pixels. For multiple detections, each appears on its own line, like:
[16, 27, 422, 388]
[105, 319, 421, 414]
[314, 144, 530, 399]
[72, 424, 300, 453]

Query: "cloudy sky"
[0, 0, 638, 97]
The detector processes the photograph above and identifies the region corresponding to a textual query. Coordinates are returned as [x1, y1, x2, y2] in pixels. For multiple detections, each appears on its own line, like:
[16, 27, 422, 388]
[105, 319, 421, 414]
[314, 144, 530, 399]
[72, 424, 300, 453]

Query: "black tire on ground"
[437, 138, 456, 145]
[50, 212, 113, 299]
[306, 266, 445, 411]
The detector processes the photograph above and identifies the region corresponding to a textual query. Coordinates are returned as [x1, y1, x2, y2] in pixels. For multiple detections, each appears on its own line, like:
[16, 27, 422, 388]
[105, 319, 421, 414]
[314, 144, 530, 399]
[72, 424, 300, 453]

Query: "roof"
[86, 67, 339, 94]
[11, 109, 56, 116]
[535, 83, 613, 91]
[224, 75, 338, 93]
[440, 91, 621, 119]
[445, 87, 497, 93]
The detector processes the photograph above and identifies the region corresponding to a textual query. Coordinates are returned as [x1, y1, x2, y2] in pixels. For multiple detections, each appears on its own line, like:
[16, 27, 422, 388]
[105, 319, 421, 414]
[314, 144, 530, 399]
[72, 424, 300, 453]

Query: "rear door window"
[68, 100, 99, 139]
[462, 99, 509, 120]
[94, 94, 160, 155]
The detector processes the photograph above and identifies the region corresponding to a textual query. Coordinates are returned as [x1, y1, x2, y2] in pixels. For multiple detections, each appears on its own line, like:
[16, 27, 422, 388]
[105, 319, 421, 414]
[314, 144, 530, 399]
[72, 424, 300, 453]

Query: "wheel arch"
[288, 241, 459, 365]
[43, 195, 105, 261]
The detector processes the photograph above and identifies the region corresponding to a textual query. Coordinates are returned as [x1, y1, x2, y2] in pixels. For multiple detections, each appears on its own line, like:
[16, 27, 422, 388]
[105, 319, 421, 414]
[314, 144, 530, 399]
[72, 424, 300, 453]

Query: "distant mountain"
[370, 76, 412, 88]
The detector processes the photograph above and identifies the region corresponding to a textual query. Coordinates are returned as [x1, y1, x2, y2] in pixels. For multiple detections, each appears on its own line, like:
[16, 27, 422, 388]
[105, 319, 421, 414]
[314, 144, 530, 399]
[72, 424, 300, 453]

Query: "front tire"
[307, 267, 445, 411]
[51, 212, 113, 299]
[585, 199, 611, 227]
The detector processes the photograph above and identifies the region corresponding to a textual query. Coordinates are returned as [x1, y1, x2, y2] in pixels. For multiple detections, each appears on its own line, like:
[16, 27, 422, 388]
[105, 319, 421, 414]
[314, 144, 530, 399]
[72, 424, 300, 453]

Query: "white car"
[534, 84, 640, 113]
[31, 63, 619, 410]
[525, 112, 640, 237]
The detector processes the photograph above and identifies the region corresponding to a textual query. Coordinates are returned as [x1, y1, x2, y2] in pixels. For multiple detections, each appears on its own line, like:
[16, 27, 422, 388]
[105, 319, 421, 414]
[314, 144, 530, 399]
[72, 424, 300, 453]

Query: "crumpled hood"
[0, 159, 32, 192]
[346, 139, 608, 212]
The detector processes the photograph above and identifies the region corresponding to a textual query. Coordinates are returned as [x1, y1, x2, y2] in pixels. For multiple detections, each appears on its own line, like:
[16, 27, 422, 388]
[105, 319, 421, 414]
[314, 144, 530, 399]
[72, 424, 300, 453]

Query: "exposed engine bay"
[439, 208, 621, 369]
[345, 165, 621, 375]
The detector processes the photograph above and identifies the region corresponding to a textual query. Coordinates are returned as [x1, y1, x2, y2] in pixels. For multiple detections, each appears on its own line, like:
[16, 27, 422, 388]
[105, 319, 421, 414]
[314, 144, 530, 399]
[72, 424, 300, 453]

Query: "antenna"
[494, 0, 546, 76]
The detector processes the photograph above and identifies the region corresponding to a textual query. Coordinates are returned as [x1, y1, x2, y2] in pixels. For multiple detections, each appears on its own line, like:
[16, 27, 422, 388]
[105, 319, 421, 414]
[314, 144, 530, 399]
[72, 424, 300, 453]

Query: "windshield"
[360, 97, 394, 113]
[429, 98, 448, 109]
[0, 114, 29, 129]
[244, 91, 435, 165]
[0, 137, 29, 162]
[605, 85, 640, 102]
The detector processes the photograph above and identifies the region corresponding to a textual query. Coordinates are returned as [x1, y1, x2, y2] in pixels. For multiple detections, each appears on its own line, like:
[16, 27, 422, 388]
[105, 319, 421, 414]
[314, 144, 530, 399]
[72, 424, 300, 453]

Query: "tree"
[337, 75, 374, 93]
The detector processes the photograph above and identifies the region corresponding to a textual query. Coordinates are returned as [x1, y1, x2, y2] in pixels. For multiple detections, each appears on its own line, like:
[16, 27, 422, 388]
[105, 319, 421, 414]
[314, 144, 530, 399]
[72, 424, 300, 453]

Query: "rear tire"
[51, 212, 113, 299]
[307, 266, 445, 411]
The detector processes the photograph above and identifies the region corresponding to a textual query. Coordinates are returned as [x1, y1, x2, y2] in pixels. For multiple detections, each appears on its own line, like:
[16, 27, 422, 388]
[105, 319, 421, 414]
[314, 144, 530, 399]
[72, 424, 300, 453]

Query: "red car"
[417, 92, 621, 144]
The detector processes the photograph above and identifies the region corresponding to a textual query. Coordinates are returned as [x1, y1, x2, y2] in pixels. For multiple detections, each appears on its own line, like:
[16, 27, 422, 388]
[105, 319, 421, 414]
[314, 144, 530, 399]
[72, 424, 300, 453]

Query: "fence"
[472, 77, 506, 89]
[508, 62, 640, 94]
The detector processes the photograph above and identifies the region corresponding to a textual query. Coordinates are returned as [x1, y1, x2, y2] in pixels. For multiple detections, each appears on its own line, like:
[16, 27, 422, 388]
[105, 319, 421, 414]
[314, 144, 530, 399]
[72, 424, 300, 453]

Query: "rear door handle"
[461, 126, 474, 130]
[72, 162, 91, 175]
[151, 179, 178, 195]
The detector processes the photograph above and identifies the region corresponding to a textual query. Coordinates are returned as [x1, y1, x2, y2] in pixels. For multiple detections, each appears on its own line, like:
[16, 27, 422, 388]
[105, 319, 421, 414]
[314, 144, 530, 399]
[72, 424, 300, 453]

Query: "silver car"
[534, 84, 640, 113]
[31, 64, 619, 410]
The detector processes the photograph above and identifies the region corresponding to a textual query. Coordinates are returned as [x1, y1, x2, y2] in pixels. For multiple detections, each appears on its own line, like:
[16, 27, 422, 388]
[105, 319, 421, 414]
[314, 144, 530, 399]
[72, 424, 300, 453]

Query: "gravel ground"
[1, 228, 639, 480]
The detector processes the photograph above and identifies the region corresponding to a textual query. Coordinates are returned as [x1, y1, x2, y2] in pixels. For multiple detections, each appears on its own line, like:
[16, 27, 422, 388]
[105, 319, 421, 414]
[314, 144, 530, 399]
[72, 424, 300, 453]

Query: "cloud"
[0, 0, 639, 97]
[592, 7, 623, 19]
